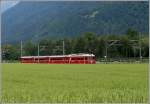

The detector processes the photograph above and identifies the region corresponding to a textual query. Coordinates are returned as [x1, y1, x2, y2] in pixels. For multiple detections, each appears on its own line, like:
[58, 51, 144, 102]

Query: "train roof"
[20, 54, 95, 59]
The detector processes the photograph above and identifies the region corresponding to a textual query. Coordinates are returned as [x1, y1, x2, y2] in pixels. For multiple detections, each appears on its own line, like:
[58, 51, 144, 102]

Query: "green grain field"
[2, 63, 148, 103]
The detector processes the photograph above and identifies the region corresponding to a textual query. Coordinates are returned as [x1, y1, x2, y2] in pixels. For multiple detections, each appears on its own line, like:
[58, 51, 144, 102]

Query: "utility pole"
[63, 40, 65, 55]
[133, 47, 135, 58]
[105, 40, 107, 64]
[38, 43, 40, 63]
[105, 40, 122, 63]
[21, 41, 23, 57]
[139, 33, 142, 62]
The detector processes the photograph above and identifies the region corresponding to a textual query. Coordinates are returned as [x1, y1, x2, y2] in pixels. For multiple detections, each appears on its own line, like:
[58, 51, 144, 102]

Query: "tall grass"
[2, 63, 148, 103]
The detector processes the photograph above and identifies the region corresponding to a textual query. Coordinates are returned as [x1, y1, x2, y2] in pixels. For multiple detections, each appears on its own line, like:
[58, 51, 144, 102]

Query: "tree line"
[2, 29, 149, 61]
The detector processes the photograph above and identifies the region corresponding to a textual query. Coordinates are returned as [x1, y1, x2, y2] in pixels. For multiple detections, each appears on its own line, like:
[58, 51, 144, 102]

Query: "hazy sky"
[1, 0, 20, 13]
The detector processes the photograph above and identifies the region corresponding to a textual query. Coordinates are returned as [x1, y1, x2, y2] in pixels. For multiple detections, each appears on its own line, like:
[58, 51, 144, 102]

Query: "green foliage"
[39, 39, 54, 55]
[141, 37, 149, 57]
[2, 45, 20, 60]
[126, 28, 139, 39]
[73, 37, 85, 53]
[2, 31, 149, 61]
[82, 32, 97, 53]
[24, 41, 37, 56]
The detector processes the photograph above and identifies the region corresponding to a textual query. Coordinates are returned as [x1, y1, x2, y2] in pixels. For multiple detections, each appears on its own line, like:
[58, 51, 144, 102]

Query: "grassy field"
[2, 63, 148, 103]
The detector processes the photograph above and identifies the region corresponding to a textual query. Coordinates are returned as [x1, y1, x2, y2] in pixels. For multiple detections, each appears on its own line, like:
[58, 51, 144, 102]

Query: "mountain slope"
[2, 1, 149, 44]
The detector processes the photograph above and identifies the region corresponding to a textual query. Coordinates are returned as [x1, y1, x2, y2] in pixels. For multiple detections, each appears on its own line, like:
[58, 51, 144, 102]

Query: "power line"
[105, 38, 142, 62]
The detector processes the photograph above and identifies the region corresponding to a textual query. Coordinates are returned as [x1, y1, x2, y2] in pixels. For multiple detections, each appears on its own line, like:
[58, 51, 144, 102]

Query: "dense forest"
[2, 1, 148, 44]
[2, 29, 149, 61]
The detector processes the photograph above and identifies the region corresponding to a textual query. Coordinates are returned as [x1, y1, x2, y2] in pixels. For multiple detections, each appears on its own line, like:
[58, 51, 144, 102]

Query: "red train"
[20, 54, 96, 64]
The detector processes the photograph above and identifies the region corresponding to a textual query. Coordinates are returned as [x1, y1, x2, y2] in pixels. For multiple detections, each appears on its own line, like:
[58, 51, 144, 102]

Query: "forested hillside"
[2, 1, 149, 44]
